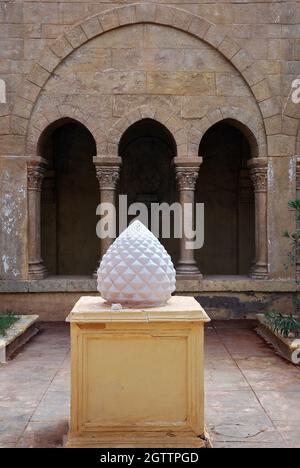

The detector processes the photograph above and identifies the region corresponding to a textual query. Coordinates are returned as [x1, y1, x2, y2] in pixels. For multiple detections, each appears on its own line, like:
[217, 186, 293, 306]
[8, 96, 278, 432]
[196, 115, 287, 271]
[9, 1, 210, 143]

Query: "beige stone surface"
[0, 158, 28, 280]
[67, 295, 210, 323]
[0, 0, 299, 312]
[1, 321, 300, 448]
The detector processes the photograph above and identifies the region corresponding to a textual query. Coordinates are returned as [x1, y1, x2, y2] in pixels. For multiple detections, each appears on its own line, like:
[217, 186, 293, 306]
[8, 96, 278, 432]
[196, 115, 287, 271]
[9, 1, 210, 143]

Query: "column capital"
[247, 158, 268, 193]
[175, 166, 199, 191]
[27, 160, 47, 192]
[96, 166, 120, 190]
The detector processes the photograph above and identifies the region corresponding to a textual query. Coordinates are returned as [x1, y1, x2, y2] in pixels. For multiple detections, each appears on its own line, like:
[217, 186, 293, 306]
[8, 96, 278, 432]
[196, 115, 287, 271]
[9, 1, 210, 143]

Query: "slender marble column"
[175, 164, 202, 278]
[248, 158, 269, 279]
[95, 159, 121, 260]
[27, 160, 48, 279]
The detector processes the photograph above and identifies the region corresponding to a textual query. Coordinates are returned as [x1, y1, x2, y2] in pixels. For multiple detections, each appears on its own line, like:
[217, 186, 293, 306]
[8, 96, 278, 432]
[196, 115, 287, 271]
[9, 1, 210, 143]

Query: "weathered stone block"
[268, 135, 296, 157]
[155, 5, 174, 26]
[59, 3, 86, 24]
[14, 96, 33, 119]
[216, 73, 251, 97]
[98, 10, 119, 32]
[50, 36, 73, 59]
[147, 71, 215, 95]
[204, 25, 226, 48]
[11, 116, 28, 136]
[218, 37, 241, 59]
[81, 16, 103, 40]
[231, 50, 254, 72]
[188, 15, 210, 40]
[252, 79, 272, 102]
[171, 9, 193, 31]
[38, 47, 61, 72]
[116, 5, 136, 26]
[242, 63, 264, 87]
[264, 115, 282, 136]
[20, 80, 41, 103]
[27, 64, 50, 88]
[0, 135, 25, 156]
[65, 26, 87, 49]
[0, 158, 28, 280]
[0, 115, 10, 134]
[260, 97, 281, 119]
[112, 49, 144, 71]
[23, 3, 58, 24]
[135, 4, 157, 23]
[268, 157, 296, 280]
[282, 116, 299, 137]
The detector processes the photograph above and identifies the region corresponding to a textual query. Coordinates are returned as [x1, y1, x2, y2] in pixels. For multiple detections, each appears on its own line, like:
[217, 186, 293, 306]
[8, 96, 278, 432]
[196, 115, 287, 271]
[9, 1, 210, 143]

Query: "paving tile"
[256, 392, 300, 426]
[205, 359, 248, 390]
[276, 426, 300, 448]
[17, 421, 68, 448]
[213, 320, 256, 330]
[0, 322, 298, 448]
[0, 413, 32, 444]
[31, 391, 70, 422]
[213, 441, 288, 448]
[236, 357, 300, 392]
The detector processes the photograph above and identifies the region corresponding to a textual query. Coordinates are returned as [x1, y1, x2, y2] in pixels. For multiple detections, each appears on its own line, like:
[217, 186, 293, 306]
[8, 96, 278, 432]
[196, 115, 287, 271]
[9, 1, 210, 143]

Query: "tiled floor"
[0, 321, 299, 448]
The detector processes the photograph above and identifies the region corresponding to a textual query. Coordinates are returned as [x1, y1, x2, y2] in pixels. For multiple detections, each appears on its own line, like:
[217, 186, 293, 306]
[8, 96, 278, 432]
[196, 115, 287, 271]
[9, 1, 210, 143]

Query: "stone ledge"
[0, 315, 39, 364]
[0, 276, 298, 293]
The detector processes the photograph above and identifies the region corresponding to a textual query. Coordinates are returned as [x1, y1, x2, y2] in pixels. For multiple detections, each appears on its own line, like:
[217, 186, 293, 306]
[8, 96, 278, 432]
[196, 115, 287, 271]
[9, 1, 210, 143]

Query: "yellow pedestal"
[66, 296, 210, 448]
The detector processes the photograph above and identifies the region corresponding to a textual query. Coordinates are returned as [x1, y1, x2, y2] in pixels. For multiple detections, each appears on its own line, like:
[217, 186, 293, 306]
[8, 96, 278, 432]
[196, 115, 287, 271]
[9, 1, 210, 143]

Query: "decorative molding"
[249, 168, 267, 193]
[248, 158, 268, 193]
[96, 166, 120, 190]
[27, 164, 46, 192]
[175, 168, 199, 191]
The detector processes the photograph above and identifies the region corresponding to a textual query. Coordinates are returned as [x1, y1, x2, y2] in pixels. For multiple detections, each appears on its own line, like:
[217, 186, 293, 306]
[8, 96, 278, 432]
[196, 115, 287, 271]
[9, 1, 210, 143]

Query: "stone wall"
[0, 1, 299, 307]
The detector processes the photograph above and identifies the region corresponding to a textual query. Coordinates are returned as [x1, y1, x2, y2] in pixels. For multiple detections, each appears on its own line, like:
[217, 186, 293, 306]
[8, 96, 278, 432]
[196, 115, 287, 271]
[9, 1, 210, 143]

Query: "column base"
[249, 263, 268, 280]
[176, 261, 203, 279]
[28, 262, 48, 280]
[65, 430, 210, 448]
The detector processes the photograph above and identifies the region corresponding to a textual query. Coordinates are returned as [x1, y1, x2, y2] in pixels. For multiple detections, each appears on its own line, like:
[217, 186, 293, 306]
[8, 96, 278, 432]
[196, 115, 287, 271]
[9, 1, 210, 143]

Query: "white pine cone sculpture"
[97, 220, 176, 307]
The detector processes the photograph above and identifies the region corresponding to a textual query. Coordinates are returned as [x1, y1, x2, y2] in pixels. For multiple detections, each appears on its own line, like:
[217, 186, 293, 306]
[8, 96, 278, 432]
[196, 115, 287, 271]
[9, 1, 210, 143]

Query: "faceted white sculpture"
[97, 220, 176, 307]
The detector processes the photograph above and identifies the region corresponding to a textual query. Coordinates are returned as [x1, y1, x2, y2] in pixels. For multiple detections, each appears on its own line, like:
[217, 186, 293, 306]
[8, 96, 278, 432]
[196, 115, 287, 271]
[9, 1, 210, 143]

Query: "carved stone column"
[27, 159, 48, 279]
[248, 158, 269, 279]
[94, 157, 121, 260]
[296, 157, 300, 281]
[175, 162, 202, 278]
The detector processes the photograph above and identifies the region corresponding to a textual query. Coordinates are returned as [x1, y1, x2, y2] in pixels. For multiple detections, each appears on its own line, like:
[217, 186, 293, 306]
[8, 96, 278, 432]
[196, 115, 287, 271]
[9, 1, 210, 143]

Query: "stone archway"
[118, 117, 180, 264]
[28, 118, 98, 279]
[197, 117, 268, 279]
[108, 105, 189, 159]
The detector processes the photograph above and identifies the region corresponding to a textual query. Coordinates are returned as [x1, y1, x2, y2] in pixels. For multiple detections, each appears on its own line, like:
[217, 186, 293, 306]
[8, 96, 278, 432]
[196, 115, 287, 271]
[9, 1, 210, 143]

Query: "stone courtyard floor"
[0, 321, 299, 448]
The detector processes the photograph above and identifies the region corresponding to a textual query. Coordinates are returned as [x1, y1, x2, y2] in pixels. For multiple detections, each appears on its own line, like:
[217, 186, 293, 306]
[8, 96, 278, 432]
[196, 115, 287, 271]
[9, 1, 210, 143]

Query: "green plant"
[264, 200, 300, 338]
[283, 200, 300, 251]
[265, 312, 300, 338]
[0, 314, 19, 337]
